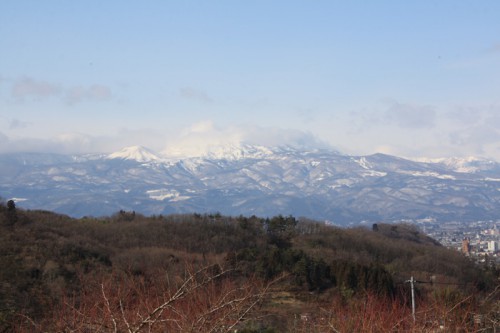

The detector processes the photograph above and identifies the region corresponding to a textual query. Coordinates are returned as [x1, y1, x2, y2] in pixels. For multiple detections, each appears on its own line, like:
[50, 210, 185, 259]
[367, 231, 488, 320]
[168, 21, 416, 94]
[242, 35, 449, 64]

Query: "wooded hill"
[1, 201, 498, 332]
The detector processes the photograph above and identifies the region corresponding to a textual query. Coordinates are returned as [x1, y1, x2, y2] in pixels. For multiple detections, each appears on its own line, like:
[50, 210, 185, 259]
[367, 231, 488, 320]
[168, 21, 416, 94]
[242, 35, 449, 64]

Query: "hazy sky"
[1, 1, 499, 160]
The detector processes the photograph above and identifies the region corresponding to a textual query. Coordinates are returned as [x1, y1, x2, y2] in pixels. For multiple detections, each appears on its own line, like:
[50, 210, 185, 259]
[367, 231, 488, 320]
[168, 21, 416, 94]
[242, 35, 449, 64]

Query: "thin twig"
[101, 283, 119, 333]
[131, 264, 231, 333]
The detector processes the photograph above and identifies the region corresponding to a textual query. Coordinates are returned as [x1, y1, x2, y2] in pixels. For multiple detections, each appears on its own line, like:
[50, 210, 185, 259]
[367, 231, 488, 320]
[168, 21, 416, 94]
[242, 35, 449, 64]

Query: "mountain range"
[2, 144, 500, 225]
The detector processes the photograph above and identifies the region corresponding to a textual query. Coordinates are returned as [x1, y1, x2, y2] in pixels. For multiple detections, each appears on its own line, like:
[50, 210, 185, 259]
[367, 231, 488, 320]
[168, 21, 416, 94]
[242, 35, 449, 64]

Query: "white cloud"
[2, 113, 499, 162]
[0, 121, 331, 157]
[45, 130, 170, 155]
[372, 145, 399, 156]
[182, 120, 219, 135]
[340, 101, 500, 161]
[240, 125, 329, 149]
[164, 121, 242, 157]
[0, 128, 176, 155]
[162, 121, 330, 158]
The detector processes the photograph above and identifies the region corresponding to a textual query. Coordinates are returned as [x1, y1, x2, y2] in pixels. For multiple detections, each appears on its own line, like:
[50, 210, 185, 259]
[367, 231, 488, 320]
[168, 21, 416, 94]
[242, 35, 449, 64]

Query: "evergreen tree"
[5, 200, 17, 225]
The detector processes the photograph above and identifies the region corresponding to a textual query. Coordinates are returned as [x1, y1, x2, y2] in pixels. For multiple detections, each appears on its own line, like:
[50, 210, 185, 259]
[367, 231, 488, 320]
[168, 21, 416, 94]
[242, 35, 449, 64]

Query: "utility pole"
[406, 276, 416, 322]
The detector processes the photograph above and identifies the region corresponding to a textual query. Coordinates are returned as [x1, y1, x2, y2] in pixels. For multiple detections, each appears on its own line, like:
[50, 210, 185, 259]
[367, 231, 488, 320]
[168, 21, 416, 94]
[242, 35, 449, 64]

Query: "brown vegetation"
[0, 201, 498, 332]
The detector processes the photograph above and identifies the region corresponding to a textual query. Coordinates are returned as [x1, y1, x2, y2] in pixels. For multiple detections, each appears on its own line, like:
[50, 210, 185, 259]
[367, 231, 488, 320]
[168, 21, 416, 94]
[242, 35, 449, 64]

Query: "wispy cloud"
[384, 102, 436, 129]
[7, 76, 113, 105]
[0, 132, 94, 154]
[449, 124, 500, 156]
[162, 121, 329, 157]
[0, 131, 124, 155]
[445, 104, 500, 157]
[11, 77, 61, 101]
[446, 106, 483, 126]
[179, 87, 214, 103]
[241, 125, 329, 149]
[349, 101, 437, 131]
[65, 84, 112, 105]
[9, 119, 31, 130]
[164, 121, 241, 157]
[0, 127, 182, 155]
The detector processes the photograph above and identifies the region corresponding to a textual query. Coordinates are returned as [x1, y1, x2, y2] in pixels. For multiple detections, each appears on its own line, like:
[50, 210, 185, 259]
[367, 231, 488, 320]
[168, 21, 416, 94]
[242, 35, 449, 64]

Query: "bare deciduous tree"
[44, 264, 275, 333]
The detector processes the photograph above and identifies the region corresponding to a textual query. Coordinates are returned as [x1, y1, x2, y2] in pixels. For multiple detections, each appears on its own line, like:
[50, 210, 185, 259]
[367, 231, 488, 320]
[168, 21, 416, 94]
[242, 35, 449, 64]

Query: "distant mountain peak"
[415, 156, 496, 173]
[202, 143, 275, 160]
[107, 145, 162, 163]
[162, 142, 277, 160]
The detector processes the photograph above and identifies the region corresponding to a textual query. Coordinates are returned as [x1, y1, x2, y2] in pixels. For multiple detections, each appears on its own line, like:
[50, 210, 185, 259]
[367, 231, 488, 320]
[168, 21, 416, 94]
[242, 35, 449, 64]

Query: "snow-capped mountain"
[107, 145, 163, 163]
[1, 145, 499, 225]
[201, 143, 275, 160]
[414, 156, 498, 173]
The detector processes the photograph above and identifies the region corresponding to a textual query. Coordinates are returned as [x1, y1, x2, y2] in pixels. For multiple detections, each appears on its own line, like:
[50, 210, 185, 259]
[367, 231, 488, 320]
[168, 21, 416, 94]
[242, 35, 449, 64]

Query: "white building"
[487, 240, 498, 253]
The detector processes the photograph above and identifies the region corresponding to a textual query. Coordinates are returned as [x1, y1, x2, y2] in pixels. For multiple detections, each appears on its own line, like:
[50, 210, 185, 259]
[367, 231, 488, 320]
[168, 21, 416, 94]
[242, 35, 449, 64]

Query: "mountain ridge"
[107, 145, 164, 163]
[1, 144, 499, 224]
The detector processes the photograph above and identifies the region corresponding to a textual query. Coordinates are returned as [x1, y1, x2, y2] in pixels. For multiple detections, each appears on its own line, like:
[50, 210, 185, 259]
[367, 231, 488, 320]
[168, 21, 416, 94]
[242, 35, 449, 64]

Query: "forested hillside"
[1, 201, 498, 332]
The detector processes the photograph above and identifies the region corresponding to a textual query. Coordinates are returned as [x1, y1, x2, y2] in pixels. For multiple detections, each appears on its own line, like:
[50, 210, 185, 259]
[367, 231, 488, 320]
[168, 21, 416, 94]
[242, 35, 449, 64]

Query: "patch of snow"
[433, 196, 469, 207]
[485, 178, 500, 182]
[361, 170, 387, 177]
[146, 189, 179, 201]
[163, 143, 275, 160]
[330, 179, 356, 188]
[355, 157, 372, 170]
[63, 167, 87, 176]
[108, 146, 162, 163]
[204, 143, 274, 160]
[146, 189, 190, 202]
[170, 195, 190, 202]
[401, 171, 456, 180]
[11, 197, 28, 202]
[52, 176, 69, 182]
[232, 199, 248, 207]
[47, 167, 59, 175]
[415, 156, 496, 173]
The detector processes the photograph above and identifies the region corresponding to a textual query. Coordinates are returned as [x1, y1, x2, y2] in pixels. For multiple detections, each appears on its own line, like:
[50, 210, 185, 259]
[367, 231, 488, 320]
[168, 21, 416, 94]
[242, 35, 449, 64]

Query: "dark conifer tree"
[5, 200, 17, 225]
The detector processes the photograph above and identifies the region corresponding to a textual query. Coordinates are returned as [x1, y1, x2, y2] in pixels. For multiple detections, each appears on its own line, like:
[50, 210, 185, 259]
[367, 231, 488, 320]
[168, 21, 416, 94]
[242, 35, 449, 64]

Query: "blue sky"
[1, 1, 499, 160]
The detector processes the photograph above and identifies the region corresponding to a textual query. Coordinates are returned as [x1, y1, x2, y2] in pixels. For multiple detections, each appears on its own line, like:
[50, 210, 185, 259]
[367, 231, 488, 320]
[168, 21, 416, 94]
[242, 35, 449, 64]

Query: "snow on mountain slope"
[1, 145, 499, 224]
[162, 142, 275, 160]
[107, 146, 163, 163]
[414, 156, 497, 173]
[202, 143, 274, 160]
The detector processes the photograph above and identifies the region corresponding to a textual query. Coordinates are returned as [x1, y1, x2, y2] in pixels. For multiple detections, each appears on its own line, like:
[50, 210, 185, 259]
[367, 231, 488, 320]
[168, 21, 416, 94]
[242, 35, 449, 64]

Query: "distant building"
[462, 237, 471, 255]
[487, 241, 498, 253]
[492, 224, 499, 236]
